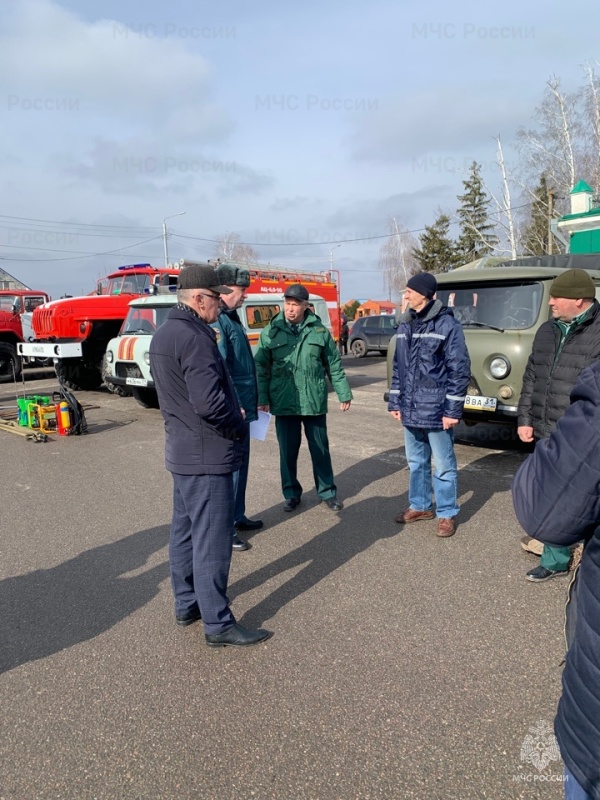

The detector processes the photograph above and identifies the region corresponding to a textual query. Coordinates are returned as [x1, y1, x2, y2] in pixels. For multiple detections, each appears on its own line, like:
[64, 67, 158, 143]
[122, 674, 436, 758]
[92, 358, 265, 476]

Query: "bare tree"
[378, 217, 418, 300]
[516, 75, 582, 215]
[581, 61, 600, 191]
[214, 232, 259, 264]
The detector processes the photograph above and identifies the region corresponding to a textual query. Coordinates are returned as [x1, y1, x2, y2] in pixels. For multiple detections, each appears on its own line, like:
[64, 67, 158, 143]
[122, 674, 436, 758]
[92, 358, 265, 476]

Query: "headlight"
[143, 352, 150, 365]
[490, 356, 510, 379]
[106, 350, 114, 363]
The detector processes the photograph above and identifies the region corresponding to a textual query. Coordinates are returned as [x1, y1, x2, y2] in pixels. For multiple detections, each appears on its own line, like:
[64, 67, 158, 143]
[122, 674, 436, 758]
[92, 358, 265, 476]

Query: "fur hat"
[177, 264, 232, 293]
[406, 272, 437, 299]
[215, 264, 251, 288]
[549, 269, 595, 299]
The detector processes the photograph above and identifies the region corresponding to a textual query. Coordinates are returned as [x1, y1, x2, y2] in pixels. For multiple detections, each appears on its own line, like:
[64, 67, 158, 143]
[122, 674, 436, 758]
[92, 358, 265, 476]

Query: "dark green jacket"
[212, 306, 258, 423]
[255, 311, 352, 415]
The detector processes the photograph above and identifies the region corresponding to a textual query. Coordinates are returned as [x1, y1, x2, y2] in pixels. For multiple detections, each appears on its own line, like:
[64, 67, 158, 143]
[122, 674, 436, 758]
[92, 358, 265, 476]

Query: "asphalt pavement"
[0, 357, 568, 800]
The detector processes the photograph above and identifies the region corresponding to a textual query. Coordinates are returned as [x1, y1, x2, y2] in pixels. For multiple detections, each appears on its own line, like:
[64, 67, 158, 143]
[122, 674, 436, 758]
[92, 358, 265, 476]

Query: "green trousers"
[275, 415, 336, 501]
[540, 544, 571, 572]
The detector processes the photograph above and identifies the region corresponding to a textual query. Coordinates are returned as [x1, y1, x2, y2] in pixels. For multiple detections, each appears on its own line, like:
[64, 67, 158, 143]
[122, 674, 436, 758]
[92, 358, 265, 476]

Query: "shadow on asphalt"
[233, 448, 526, 626]
[0, 526, 169, 675]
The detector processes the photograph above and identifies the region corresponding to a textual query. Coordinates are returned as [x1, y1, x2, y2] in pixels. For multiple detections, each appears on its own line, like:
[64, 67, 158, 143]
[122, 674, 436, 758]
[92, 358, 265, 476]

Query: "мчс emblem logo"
[520, 720, 561, 772]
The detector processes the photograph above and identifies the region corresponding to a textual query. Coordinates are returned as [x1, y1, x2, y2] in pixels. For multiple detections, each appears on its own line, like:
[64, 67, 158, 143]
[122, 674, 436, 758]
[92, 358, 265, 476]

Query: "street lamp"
[329, 243, 342, 272]
[163, 211, 186, 267]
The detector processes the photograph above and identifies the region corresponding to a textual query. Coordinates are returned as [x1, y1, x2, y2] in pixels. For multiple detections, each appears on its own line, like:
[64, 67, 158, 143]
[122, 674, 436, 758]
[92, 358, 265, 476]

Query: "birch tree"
[214, 232, 259, 264]
[378, 217, 419, 299]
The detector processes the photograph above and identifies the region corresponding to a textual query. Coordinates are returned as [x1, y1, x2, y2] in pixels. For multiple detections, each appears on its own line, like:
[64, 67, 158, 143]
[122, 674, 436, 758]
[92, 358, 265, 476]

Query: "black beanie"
[406, 272, 437, 299]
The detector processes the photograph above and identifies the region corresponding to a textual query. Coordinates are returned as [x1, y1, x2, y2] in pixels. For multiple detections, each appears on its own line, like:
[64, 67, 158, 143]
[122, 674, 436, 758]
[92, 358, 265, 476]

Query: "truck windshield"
[106, 274, 151, 295]
[436, 281, 544, 331]
[122, 305, 172, 334]
[0, 295, 19, 311]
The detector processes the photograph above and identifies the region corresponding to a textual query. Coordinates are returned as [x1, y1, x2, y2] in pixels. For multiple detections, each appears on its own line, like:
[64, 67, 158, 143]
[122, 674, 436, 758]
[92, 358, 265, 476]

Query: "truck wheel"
[0, 342, 21, 383]
[101, 354, 132, 397]
[132, 387, 160, 409]
[351, 339, 367, 358]
[56, 360, 102, 391]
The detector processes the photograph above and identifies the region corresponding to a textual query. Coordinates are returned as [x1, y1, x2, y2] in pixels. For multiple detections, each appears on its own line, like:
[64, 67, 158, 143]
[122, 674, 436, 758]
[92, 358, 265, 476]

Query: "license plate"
[126, 377, 148, 387]
[464, 395, 497, 412]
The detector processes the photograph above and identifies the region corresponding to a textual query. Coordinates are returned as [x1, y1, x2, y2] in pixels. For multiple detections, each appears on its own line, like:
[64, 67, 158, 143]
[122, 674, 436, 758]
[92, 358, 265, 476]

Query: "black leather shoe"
[232, 533, 251, 552]
[175, 608, 202, 627]
[283, 497, 301, 512]
[235, 518, 264, 531]
[324, 498, 343, 511]
[205, 622, 272, 648]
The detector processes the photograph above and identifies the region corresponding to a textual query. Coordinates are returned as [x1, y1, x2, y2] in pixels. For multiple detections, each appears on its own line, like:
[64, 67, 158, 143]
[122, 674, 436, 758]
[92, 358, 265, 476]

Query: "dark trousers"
[275, 414, 336, 501]
[232, 422, 250, 528]
[170, 472, 236, 635]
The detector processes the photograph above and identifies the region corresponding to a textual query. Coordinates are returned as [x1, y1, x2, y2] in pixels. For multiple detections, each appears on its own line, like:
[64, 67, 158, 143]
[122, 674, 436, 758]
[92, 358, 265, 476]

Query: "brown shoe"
[437, 517, 456, 537]
[520, 535, 544, 556]
[396, 509, 435, 524]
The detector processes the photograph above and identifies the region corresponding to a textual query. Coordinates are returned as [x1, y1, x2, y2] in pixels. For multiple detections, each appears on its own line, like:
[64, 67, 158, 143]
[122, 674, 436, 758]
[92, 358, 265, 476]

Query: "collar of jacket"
[171, 303, 217, 339]
[219, 305, 241, 324]
[397, 298, 444, 325]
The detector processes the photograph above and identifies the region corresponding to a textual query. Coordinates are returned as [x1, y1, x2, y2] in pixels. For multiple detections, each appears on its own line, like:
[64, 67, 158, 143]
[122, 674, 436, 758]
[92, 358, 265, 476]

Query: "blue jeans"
[403, 425, 459, 518]
[564, 766, 593, 799]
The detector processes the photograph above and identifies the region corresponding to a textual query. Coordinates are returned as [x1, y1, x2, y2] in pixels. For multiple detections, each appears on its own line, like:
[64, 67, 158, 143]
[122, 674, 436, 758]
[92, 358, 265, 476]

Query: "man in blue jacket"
[512, 361, 600, 799]
[388, 272, 470, 537]
[212, 263, 262, 552]
[150, 263, 271, 648]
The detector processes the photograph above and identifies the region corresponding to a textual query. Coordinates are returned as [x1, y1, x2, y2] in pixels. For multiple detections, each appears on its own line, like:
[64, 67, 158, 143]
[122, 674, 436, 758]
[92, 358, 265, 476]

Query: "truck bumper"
[18, 342, 83, 358]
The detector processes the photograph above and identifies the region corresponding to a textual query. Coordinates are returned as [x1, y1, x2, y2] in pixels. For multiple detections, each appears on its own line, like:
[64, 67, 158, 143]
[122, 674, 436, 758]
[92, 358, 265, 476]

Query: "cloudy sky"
[1, 0, 598, 301]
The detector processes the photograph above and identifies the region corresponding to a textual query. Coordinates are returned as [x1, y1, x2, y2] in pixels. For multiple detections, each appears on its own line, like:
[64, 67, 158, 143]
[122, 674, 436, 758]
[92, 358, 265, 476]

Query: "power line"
[1, 235, 164, 262]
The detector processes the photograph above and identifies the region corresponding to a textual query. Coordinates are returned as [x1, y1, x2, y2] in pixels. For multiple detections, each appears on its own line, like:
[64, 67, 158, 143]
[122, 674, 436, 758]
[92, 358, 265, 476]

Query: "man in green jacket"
[255, 283, 352, 512]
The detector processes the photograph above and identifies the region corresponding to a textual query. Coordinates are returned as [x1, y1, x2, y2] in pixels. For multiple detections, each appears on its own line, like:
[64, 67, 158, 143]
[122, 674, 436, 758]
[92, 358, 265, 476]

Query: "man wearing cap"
[255, 283, 352, 512]
[149, 263, 271, 647]
[517, 267, 600, 582]
[388, 271, 471, 538]
[211, 263, 262, 552]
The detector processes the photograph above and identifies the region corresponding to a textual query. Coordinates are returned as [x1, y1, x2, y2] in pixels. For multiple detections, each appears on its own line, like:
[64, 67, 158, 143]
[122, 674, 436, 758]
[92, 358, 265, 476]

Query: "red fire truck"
[18, 263, 181, 390]
[211, 261, 341, 340]
[18, 260, 341, 391]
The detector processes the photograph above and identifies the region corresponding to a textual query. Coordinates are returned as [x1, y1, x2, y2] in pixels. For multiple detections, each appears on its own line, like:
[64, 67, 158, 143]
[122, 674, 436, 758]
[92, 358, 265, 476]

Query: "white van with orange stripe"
[103, 291, 331, 407]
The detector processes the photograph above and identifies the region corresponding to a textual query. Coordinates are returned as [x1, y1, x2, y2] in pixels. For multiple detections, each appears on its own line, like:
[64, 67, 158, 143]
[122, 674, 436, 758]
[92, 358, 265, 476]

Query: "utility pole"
[163, 211, 186, 267]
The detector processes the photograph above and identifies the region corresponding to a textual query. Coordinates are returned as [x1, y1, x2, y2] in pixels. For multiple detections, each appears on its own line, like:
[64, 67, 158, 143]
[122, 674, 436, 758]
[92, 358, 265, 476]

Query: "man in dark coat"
[212, 263, 262, 553]
[512, 360, 600, 799]
[388, 271, 470, 538]
[149, 263, 270, 648]
[517, 268, 600, 582]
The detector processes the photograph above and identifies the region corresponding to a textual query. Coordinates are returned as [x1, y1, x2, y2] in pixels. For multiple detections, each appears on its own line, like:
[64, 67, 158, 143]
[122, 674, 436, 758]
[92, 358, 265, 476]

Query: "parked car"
[384, 254, 600, 425]
[348, 314, 397, 357]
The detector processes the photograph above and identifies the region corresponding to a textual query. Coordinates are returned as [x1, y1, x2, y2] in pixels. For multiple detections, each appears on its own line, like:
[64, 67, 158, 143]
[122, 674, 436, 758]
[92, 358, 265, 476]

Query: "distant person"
[339, 313, 349, 355]
[388, 272, 470, 537]
[254, 283, 352, 512]
[512, 360, 600, 800]
[212, 264, 262, 553]
[150, 263, 271, 648]
[517, 269, 600, 582]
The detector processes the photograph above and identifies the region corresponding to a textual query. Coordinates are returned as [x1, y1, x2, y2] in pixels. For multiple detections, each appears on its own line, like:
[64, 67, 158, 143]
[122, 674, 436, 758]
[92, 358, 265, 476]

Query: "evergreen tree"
[343, 300, 360, 320]
[412, 212, 458, 273]
[456, 161, 499, 261]
[522, 174, 550, 255]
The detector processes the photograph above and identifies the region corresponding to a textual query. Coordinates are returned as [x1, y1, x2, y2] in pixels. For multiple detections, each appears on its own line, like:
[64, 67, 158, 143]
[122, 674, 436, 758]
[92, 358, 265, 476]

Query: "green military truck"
[386, 254, 600, 426]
